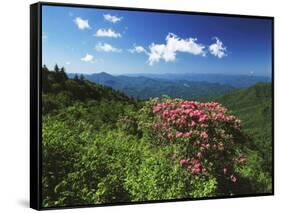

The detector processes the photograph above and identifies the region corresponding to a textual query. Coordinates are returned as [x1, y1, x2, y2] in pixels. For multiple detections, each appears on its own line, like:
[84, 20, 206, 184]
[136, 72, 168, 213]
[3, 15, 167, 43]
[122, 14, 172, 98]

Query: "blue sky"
[42, 5, 272, 77]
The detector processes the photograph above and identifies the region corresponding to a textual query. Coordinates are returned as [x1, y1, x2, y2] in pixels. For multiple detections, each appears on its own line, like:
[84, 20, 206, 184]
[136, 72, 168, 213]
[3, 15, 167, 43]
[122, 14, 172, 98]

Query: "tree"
[42, 65, 49, 92]
[60, 67, 68, 79]
[74, 74, 79, 80]
[79, 74, 85, 81]
[54, 64, 59, 73]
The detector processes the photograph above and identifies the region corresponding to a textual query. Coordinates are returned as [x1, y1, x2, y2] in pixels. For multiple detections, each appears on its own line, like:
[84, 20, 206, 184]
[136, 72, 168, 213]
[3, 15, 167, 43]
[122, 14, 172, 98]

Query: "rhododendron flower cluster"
[180, 158, 205, 174]
[151, 99, 247, 182]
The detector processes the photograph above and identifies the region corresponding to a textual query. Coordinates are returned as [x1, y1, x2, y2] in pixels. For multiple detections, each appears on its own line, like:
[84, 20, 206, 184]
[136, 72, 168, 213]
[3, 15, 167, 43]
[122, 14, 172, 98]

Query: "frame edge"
[30, 2, 42, 210]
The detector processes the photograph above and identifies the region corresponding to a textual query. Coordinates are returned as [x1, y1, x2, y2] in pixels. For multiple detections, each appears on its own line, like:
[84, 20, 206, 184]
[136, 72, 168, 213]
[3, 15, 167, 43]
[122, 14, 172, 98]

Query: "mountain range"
[68, 72, 270, 100]
[126, 73, 271, 88]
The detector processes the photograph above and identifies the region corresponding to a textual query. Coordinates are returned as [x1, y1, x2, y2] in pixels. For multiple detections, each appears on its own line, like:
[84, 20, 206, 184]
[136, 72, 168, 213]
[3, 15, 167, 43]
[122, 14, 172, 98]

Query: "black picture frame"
[30, 2, 274, 210]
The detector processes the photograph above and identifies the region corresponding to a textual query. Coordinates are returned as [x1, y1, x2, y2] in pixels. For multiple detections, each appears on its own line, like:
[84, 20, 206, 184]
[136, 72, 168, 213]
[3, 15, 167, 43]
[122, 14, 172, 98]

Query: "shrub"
[137, 98, 249, 195]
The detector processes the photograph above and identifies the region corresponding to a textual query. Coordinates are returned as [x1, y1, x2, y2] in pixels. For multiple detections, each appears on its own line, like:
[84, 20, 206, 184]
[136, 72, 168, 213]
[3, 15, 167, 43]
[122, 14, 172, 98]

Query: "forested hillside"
[217, 83, 272, 192]
[218, 82, 272, 149]
[42, 65, 137, 114]
[42, 65, 272, 208]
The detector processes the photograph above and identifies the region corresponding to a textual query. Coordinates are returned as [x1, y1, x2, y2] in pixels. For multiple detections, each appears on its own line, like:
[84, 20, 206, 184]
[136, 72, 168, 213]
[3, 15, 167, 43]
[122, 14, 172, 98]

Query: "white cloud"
[65, 61, 71, 65]
[94, 28, 121, 38]
[103, 14, 122, 23]
[95, 43, 122, 53]
[209, 37, 227, 58]
[147, 33, 206, 65]
[74, 17, 90, 30]
[128, 45, 148, 54]
[81, 54, 94, 62]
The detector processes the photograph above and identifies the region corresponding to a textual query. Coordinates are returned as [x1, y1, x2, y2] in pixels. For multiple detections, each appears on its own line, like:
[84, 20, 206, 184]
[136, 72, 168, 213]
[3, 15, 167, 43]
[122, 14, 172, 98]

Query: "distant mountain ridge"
[68, 72, 236, 100]
[125, 73, 271, 88]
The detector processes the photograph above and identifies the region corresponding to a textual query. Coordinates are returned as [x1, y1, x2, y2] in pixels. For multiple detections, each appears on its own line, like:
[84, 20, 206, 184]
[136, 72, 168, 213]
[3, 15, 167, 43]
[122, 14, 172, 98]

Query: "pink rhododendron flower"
[200, 131, 208, 139]
[151, 99, 246, 177]
[190, 120, 196, 127]
[197, 152, 203, 158]
[176, 131, 184, 138]
[200, 124, 207, 128]
[167, 133, 173, 139]
[184, 131, 193, 137]
[179, 159, 188, 167]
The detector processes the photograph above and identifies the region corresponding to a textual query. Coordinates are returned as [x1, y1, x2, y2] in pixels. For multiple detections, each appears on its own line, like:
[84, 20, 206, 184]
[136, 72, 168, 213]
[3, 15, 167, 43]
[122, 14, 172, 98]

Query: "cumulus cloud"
[81, 54, 94, 62]
[65, 61, 71, 65]
[95, 43, 122, 52]
[128, 45, 148, 54]
[103, 14, 122, 23]
[147, 33, 206, 65]
[208, 37, 227, 58]
[74, 17, 90, 30]
[94, 28, 121, 38]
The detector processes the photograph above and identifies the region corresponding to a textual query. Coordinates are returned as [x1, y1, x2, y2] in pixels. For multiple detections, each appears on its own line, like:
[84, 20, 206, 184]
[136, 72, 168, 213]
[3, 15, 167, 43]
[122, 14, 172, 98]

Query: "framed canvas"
[30, 2, 274, 210]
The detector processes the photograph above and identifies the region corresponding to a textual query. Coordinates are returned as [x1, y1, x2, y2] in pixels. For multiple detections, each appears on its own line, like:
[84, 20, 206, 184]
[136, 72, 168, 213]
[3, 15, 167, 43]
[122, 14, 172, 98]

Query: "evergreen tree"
[42, 65, 49, 92]
[79, 74, 85, 81]
[60, 67, 68, 79]
[54, 64, 59, 73]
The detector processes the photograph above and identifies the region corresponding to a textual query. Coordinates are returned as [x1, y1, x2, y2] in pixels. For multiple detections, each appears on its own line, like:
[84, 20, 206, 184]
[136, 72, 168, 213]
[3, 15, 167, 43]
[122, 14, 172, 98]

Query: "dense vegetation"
[42, 65, 272, 208]
[217, 83, 272, 192]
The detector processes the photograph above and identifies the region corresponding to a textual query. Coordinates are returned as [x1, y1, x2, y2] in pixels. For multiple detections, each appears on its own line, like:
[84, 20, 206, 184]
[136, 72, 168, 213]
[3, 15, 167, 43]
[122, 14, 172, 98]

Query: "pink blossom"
[190, 120, 196, 127]
[198, 114, 208, 123]
[200, 124, 207, 128]
[197, 152, 203, 158]
[151, 100, 245, 176]
[176, 131, 184, 138]
[167, 133, 173, 139]
[184, 131, 193, 137]
[179, 159, 188, 167]
[153, 106, 161, 113]
[200, 131, 208, 139]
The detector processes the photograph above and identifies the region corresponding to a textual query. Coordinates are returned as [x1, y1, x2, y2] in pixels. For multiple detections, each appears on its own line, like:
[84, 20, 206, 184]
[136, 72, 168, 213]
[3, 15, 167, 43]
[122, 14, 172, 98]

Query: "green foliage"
[124, 140, 218, 201]
[217, 82, 272, 193]
[41, 65, 272, 207]
[42, 116, 86, 206]
[42, 67, 135, 114]
[235, 150, 272, 193]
